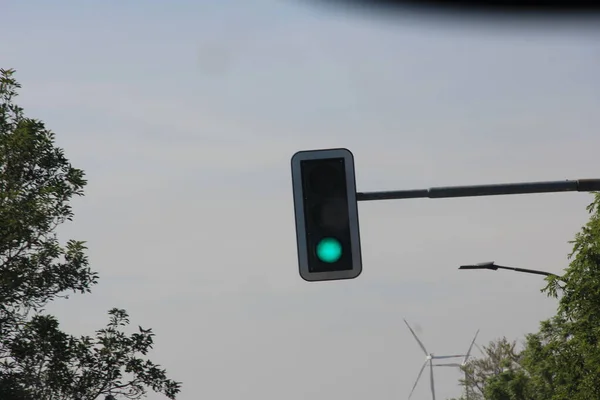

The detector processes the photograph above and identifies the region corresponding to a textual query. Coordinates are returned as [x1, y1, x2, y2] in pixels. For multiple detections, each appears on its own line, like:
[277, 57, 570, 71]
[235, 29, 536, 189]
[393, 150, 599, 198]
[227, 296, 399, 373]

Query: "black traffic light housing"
[291, 148, 362, 282]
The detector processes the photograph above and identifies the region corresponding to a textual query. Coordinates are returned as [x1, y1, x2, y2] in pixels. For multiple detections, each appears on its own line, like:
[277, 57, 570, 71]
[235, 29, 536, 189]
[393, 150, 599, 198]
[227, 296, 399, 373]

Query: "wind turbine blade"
[409, 360, 428, 400]
[474, 343, 485, 355]
[433, 363, 462, 367]
[433, 355, 464, 359]
[403, 319, 428, 356]
[430, 360, 436, 400]
[463, 329, 480, 364]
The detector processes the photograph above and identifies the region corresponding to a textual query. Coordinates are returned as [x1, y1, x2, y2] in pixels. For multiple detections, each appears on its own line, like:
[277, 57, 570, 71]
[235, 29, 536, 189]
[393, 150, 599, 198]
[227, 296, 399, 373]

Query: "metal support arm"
[459, 262, 562, 278]
[356, 179, 600, 202]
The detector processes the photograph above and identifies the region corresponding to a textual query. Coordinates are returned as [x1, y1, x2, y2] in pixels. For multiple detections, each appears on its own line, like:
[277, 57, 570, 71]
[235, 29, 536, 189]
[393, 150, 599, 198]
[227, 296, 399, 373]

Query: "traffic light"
[291, 148, 362, 282]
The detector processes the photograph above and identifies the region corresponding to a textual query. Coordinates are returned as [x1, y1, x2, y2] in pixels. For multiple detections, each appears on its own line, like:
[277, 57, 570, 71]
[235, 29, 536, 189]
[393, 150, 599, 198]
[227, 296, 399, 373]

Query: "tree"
[448, 337, 525, 400]
[486, 193, 600, 400]
[0, 68, 181, 399]
[454, 193, 600, 400]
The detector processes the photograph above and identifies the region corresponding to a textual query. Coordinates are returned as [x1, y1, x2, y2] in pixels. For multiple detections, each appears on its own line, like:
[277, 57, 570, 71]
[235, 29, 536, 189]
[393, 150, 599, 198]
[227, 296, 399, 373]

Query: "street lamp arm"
[501, 265, 560, 278]
[459, 262, 563, 279]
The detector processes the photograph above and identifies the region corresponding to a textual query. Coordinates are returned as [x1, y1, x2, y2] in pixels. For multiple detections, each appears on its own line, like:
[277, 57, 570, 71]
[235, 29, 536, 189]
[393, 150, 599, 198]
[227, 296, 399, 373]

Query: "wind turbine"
[434, 329, 480, 400]
[404, 319, 465, 400]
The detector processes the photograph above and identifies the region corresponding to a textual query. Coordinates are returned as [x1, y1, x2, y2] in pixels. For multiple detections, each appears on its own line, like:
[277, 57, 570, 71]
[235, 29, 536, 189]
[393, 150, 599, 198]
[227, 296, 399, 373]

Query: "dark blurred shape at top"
[301, 0, 600, 20]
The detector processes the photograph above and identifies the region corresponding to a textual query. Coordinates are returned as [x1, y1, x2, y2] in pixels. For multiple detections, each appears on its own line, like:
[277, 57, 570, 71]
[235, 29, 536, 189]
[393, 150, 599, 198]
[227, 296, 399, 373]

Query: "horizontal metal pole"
[356, 179, 600, 202]
[496, 265, 559, 278]
[459, 263, 563, 279]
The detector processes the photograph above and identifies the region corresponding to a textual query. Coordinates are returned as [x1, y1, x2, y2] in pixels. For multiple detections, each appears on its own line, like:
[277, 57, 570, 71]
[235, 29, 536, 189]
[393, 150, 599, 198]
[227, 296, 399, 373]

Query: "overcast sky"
[2, 1, 600, 399]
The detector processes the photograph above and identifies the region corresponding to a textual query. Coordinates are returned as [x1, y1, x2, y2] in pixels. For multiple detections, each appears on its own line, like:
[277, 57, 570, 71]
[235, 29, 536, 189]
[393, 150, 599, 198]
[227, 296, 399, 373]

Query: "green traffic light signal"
[316, 237, 342, 263]
[291, 148, 362, 281]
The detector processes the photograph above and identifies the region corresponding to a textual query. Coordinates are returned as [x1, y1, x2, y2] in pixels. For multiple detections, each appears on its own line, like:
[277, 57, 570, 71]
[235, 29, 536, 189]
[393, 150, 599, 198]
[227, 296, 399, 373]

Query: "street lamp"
[458, 261, 562, 279]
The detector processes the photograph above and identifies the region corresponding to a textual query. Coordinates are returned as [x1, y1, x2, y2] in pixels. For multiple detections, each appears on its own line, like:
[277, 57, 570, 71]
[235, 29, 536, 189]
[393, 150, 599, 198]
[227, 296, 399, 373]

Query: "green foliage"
[1, 68, 181, 399]
[1, 68, 94, 313]
[450, 194, 600, 400]
[448, 337, 524, 400]
[3, 309, 180, 399]
[517, 193, 600, 399]
[458, 193, 600, 400]
[483, 369, 533, 400]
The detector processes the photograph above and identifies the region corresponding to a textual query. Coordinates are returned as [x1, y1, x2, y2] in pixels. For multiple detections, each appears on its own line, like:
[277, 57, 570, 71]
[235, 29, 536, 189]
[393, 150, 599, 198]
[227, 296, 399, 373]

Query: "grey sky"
[2, 1, 600, 399]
